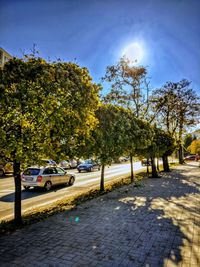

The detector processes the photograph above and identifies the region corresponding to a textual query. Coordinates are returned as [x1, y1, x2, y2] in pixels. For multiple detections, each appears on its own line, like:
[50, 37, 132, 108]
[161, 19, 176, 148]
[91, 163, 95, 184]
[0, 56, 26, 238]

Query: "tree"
[102, 57, 153, 178]
[126, 116, 153, 181]
[161, 132, 176, 172]
[187, 139, 200, 155]
[0, 55, 100, 224]
[102, 57, 150, 118]
[0, 56, 54, 224]
[90, 104, 131, 191]
[141, 127, 161, 178]
[152, 79, 200, 164]
[42, 61, 100, 162]
[136, 127, 175, 177]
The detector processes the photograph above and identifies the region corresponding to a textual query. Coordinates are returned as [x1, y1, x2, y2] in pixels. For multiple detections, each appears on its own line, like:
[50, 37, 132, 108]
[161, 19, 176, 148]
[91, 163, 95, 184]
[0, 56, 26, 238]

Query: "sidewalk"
[0, 163, 199, 267]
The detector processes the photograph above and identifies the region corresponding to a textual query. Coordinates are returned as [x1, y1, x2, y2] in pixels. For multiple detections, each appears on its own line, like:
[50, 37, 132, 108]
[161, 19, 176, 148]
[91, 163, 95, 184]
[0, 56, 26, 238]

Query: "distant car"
[119, 156, 130, 162]
[0, 162, 13, 177]
[59, 159, 78, 169]
[141, 159, 151, 166]
[22, 166, 75, 191]
[184, 155, 199, 161]
[41, 159, 57, 166]
[77, 159, 101, 172]
[59, 160, 71, 169]
[69, 159, 78, 168]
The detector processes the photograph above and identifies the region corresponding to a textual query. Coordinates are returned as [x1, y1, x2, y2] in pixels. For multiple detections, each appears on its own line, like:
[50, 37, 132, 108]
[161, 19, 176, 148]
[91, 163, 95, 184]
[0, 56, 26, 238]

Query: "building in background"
[0, 47, 12, 68]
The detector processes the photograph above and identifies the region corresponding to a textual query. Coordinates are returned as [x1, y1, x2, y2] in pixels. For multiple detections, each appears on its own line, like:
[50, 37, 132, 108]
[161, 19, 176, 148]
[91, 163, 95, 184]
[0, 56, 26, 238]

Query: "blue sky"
[0, 0, 200, 95]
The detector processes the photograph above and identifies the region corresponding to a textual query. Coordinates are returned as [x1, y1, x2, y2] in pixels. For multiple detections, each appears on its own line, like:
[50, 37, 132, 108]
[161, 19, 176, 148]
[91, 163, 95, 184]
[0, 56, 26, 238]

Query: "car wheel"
[44, 181, 52, 191]
[0, 169, 5, 177]
[88, 167, 92, 172]
[98, 167, 100, 171]
[78, 169, 81, 173]
[23, 186, 30, 190]
[68, 176, 75, 186]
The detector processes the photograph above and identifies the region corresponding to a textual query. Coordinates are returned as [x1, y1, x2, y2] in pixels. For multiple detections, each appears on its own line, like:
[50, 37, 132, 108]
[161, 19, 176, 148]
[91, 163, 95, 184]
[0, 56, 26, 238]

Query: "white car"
[59, 159, 78, 169]
[69, 159, 78, 168]
[41, 159, 57, 166]
[59, 160, 71, 169]
[22, 166, 75, 191]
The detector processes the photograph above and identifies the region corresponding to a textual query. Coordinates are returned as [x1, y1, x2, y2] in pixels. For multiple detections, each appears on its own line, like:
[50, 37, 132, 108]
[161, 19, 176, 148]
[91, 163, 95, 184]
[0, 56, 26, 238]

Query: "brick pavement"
[0, 163, 200, 267]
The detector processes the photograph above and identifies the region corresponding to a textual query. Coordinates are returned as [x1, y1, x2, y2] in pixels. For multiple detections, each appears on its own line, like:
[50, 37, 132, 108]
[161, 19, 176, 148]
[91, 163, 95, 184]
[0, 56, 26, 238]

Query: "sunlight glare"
[122, 42, 144, 64]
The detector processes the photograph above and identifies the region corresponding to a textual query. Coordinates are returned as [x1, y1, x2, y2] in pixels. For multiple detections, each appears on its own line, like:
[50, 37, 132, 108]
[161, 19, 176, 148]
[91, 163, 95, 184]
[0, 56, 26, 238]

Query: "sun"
[122, 42, 144, 64]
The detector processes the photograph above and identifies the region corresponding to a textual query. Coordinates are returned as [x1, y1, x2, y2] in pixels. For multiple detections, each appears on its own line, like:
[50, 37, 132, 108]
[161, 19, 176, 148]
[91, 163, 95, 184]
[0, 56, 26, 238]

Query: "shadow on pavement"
[108, 167, 200, 266]
[0, 174, 13, 179]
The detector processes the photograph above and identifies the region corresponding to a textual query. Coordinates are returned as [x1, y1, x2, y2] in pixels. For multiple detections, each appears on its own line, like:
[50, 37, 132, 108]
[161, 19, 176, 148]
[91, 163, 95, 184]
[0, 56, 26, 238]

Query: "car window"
[43, 168, 51, 175]
[52, 167, 58, 174]
[85, 160, 92, 164]
[56, 167, 66, 174]
[24, 168, 40, 176]
[43, 167, 57, 175]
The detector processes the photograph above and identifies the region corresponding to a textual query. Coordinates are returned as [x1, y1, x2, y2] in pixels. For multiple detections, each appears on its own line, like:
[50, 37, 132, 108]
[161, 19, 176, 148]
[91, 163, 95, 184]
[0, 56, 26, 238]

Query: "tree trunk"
[13, 160, 22, 225]
[130, 155, 134, 183]
[146, 157, 150, 176]
[147, 164, 149, 176]
[100, 164, 105, 192]
[162, 155, 170, 172]
[178, 144, 184, 164]
[157, 158, 160, 171]
[178, 121, 184, 164]
[151, 157, 159, 178]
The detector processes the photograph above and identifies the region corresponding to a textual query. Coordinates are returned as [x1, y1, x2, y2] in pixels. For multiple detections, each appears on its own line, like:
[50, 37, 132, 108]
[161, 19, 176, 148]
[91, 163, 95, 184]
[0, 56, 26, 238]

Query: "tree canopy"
[187, 139, 200, 155]
[102, 57, 150, 118]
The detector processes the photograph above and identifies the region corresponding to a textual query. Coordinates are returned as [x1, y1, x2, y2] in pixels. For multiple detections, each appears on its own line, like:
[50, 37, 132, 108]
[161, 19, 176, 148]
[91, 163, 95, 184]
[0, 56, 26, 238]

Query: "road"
[0, 161, 146, 221]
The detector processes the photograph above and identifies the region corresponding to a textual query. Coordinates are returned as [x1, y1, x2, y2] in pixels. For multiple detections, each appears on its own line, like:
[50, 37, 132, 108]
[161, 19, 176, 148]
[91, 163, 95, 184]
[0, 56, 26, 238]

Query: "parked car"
[41, 159, 57, 166]
[21, 166, 75, 191]
[184, 155, 199, 161]
[59, 160, 71, 169]
[59, 159, 78, 169]
[119, 156, 130, 162]
[0, 162, 13, 177]
[141, 159, 151, 166]
[69, 159, 78, 168]
[77, 159, 101, 172]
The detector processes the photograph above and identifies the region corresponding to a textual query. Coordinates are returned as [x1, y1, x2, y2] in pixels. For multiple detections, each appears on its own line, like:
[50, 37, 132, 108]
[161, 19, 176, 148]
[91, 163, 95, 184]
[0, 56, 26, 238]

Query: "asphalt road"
[0, 161, 146, 221]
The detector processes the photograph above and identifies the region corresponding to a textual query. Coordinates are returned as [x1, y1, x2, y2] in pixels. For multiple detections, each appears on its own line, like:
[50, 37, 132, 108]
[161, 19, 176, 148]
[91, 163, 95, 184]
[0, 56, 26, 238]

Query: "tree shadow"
[0, 174, 13, 179]
[110, 168, 200, 266]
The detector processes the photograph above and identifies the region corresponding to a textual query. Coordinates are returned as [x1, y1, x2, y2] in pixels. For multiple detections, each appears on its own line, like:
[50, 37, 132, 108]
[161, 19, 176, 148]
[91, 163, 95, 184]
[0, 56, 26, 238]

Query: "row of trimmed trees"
[91, 105, 175, 191]
[0, 54, 199, 224]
